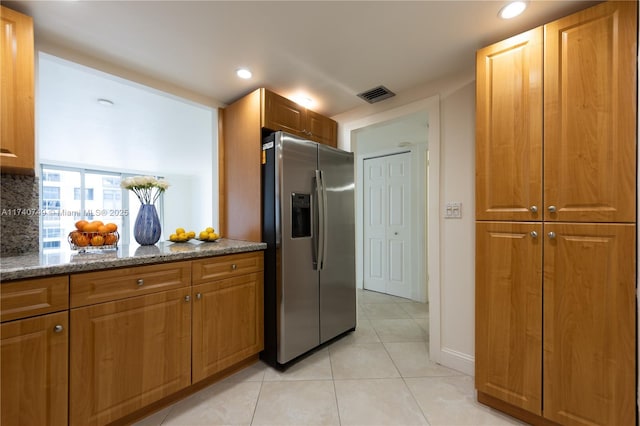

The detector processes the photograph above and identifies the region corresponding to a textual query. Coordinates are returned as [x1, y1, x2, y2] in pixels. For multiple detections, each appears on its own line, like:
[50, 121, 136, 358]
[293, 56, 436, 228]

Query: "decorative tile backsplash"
[1, 173, 39, 256]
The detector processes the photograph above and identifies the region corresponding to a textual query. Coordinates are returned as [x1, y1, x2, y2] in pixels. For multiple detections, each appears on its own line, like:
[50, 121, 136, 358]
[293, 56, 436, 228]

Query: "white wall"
[37, 53, 219, 238]
[334, 71, 476, 374]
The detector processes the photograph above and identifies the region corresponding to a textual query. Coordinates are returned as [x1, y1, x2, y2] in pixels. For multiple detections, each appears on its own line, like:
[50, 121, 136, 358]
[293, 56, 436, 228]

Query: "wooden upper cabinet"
[306, 109, 338, 147]
[0, 6, 34, 174]
[543, 223, 636, 425]
[544, 1, 637, 223]
[476, 28, 543, 221]
[475, 222, 542, 414]
[262, 90, 306, 137]
[262, 89, 338, 147]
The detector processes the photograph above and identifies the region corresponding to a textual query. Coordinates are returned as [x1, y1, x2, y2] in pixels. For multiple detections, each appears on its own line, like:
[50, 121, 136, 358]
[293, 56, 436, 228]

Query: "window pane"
[85, 172, 124, 235]
[41, 167, 82, 253]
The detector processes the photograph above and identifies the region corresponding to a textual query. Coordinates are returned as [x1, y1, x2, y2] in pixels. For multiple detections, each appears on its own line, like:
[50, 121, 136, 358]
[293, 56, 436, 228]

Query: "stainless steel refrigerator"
[261, 131, 356, 368]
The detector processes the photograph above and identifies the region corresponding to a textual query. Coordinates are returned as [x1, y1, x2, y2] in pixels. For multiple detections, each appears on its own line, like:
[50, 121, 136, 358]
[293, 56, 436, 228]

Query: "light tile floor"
[134, 289, 524, 426]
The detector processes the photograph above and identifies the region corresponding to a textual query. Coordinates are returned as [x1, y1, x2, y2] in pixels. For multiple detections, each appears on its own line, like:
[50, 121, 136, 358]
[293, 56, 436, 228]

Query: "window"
[40, 165, 165, 252]
[73, 188, 94, 200]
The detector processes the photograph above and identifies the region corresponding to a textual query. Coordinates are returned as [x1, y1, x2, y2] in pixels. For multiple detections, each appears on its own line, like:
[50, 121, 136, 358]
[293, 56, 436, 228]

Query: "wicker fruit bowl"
[68, 230, 119, 251]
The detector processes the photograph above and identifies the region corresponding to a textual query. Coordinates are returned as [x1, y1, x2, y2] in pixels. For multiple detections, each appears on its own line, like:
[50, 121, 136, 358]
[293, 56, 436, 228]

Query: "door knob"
[530, 231, 538, 238]
[137, 279, 144, 286]
[53, 325, 64, 333]
[548, 232, 556, 239]
[548, 205, 557, 213]
[530, 206, 538, 213]
[184, 295, 191, 302]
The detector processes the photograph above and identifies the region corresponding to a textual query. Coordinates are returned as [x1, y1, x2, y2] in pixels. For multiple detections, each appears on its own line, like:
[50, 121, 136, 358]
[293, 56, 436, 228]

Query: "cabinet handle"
[231, 264, 237, 271]
[137, 279, 144, 286]
[196, 293, 202, 300]
[548, 232, 556, 239]
[530, 231, 538, 238]
[530, 206, 538, 213]
[185, 295, 191, 302]
[53, 324, 64, 333]
[548, 205, 557, 213]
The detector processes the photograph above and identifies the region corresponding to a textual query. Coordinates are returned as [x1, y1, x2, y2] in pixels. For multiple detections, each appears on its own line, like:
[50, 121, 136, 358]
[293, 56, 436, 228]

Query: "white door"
[363, 152, 412, 298]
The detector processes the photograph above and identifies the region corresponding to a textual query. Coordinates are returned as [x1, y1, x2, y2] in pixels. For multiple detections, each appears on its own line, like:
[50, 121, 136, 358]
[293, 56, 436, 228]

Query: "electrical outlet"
[444, 202, 462, 219]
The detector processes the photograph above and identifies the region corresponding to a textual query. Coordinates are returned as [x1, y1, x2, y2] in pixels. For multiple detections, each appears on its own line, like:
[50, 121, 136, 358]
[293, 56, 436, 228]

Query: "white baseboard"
[437, 346, 475, 376]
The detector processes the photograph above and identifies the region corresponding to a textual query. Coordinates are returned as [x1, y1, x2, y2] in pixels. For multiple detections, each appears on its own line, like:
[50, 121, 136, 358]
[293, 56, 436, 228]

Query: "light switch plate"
[444, 202, 462, 219]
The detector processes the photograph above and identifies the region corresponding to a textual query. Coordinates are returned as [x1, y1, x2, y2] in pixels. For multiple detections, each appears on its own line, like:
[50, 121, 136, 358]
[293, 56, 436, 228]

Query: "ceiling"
[6, 0, 599, 116]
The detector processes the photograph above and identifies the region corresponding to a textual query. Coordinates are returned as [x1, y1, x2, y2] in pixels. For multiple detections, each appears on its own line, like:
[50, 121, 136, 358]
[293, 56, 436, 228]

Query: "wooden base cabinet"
[1, 311, 68, 426]
[70, 288, 192, 426]
[543, 223, 636, 426]
[475, 222, 542, 415]
[192, 272, 264, 382]
[192, 252, 264, 383]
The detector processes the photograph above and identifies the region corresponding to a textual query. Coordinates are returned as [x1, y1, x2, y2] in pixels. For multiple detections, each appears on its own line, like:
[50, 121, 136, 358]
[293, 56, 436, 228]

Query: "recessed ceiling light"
[97, 98, 114, 106]
[236, 68, 252, 79]
[499, 1, 527, 19]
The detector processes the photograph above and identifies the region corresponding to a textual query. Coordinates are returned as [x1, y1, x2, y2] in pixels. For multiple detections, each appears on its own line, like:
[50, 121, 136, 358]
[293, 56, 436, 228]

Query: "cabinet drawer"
[192, 252, 263, 284]
[1, 275, 69, 322]
[71, 261, 191, 308]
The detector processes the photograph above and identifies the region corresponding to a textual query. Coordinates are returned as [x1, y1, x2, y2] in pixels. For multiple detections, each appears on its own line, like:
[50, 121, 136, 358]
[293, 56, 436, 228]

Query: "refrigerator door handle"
[315, 169, 326, 270]
[318, 169, 328, 270]
[312, 172, 320, 270]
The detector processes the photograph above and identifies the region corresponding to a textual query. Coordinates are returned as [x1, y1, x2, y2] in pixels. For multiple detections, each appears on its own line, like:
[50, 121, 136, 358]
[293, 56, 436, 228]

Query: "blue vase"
[134, 203, 161, 245]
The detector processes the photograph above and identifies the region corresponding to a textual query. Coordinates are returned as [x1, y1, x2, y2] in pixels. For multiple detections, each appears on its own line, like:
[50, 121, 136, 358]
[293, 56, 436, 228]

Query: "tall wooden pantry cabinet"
[475, 2, 637, 425]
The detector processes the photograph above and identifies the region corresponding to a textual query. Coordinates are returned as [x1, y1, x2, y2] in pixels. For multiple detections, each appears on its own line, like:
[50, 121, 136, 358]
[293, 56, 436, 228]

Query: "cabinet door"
[306, 109, 337, 147]
[544, 1, 637, 222]
[192, 272, 264, 382]
[262, 89, 306, 138]
[0, 6, 34, 172]
[475, 28, 543, 221]
[475, 222, 542, 414]
[543, 223, 635, 425]
[1, 311, 68, 426]
[70, 288, 191, 426]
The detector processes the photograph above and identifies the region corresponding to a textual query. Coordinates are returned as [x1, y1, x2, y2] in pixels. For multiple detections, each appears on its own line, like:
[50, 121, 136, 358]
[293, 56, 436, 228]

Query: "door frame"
[343, 95, 442, 364]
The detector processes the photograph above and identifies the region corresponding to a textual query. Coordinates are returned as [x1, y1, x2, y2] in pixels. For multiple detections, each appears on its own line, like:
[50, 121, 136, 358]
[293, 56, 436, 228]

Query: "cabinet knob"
[185, 295, 191, 302]
[548, 232, 556, 239]
[530, 231, 538, 238]
[196, 293, 202, 300]
[137, 279, 144, 286]
[53, 324, 64, 333]
[530, 206, 538, 213]
[548, 205, 557, 213]
[231, 264, 237, 271]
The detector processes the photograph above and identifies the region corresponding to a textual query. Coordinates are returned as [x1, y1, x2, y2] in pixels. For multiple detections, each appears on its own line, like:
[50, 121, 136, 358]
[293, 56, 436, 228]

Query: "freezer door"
[318, 144, 356, 343]
[277, 133, 321, 364]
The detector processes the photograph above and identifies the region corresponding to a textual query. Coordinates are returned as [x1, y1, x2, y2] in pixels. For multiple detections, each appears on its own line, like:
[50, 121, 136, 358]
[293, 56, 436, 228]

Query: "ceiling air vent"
[357, 85, 396, 104]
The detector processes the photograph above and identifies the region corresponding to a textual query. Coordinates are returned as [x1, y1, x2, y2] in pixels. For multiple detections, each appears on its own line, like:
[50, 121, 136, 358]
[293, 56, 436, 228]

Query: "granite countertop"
[0, 238, 266, 281]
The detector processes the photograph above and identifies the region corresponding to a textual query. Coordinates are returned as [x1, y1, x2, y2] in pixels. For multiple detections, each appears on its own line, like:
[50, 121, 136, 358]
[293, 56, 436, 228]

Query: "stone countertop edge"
[0, 239, 267, 282]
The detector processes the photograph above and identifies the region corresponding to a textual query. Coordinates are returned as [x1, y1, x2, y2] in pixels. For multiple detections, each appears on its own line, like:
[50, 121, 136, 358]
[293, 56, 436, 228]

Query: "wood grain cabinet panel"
[475, 222, 542, 414]
[1, 311, 68, 426]
[1, 275, 68, 322]
[192, 251, 264, 284]
[192, 271, 264, 382]
[543, 223, 636, 426]
[475, 28, 543, 221]
[0, 6, 34, 173]
[544, 1, 637, 223]
[69, 288, 192, 426]
[70, 261, 190, 307]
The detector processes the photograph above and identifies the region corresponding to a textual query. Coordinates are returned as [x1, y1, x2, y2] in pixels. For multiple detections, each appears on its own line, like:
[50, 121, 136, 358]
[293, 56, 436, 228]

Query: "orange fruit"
[97, 225, 110, 234]
[104, 233, 118, 245]
[69, 230, 81, 244]
[82, 222, 99, 232]
[75, 220, 89, 231]
[90, 220, 104, 227]
[75, 234, 90, 247]
[105, 223, 118, 232]
[90, 235, 105, 246]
